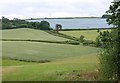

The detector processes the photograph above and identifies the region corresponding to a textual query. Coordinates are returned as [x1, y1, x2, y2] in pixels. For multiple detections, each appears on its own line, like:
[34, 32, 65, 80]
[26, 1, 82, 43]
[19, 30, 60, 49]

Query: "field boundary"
[45, 30, 80, 41]
[1, 39, 67, 44]
[1, 39, 80, 45]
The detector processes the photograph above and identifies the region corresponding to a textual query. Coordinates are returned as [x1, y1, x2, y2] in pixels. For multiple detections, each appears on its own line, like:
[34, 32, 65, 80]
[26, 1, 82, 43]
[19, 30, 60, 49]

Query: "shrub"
[83, 40, 95, 46]
[79, 35, 85, 42]
[67, 40, 80, 45]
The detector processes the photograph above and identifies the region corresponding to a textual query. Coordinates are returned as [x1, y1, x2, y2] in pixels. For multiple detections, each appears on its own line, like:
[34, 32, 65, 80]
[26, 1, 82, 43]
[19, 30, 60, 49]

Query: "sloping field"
[2, 41, 99, 62]
[1, 28, 68, 41]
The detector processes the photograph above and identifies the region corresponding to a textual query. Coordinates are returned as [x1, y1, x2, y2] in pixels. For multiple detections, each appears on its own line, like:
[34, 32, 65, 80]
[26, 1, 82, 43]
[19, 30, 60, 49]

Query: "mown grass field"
[2, 28, 100, 81]
[1, 28, 68, 41]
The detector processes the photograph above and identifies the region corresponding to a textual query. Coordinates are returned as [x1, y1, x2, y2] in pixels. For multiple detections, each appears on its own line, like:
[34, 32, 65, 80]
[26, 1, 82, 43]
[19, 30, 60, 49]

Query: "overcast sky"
[0, 0, 113, 19]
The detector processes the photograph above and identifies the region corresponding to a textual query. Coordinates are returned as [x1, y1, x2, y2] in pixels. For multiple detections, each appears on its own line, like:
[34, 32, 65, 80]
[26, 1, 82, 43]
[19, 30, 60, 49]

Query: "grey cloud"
[0, 0, 113, 19]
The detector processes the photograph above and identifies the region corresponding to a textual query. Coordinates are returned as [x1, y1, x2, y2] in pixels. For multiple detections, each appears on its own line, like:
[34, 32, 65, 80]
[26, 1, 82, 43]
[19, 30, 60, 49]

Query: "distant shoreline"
[25, 17, 102, 20]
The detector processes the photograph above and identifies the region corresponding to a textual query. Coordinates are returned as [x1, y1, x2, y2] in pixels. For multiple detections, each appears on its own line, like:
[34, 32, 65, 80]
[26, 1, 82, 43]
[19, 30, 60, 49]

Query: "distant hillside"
[25, 17, 101, 20]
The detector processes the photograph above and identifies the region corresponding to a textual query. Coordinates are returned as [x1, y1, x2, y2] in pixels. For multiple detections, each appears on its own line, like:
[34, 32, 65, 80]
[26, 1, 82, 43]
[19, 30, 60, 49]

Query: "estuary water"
[27, 18, 112, 29]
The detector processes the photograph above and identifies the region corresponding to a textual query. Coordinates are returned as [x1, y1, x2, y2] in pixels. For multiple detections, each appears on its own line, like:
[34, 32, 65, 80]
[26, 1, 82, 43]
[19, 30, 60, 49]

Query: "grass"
[60, 30, 110, 41]
[2, 59, 37, 66]
[1, 28, 68, 41]
[2, 41, 99, 62]
[2, 54, 99, 81]
[2, 28, 100, 81]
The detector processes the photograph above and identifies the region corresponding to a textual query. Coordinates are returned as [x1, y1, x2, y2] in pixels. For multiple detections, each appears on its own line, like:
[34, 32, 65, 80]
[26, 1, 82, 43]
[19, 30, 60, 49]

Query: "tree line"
[2, 16, 52, 30]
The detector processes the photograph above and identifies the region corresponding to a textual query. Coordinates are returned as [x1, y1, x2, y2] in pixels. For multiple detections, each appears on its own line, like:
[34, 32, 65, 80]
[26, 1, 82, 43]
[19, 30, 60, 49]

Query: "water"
[27, 18, 112, 29]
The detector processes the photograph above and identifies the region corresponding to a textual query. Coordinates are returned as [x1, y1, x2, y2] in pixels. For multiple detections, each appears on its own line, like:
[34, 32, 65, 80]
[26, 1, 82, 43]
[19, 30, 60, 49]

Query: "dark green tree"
[39, 21, 50, 30]
[98, 1, 120, 80]
[2, 16, 12, 29]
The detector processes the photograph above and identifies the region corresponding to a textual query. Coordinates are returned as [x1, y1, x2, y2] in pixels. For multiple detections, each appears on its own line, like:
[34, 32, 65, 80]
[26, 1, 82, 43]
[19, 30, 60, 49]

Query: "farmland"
[2, 28, 100, 81]
[60, 29, 110, 41]
[1, 28, 68, 41]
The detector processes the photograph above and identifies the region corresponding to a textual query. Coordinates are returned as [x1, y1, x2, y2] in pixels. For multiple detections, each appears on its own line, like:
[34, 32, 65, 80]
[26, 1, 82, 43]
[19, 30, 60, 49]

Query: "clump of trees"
[39, 21, 51, 30]
[98, 1, 120, 80]
[2, 16, 52, 30]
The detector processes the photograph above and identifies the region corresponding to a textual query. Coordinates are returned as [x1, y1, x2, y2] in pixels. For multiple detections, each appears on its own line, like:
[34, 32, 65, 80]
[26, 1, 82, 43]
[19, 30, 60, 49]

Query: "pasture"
[2, 41, 98, 62]
[2, 28, 100, 81]
[60, 29, 110, 41]
[1, 28, 68, 41]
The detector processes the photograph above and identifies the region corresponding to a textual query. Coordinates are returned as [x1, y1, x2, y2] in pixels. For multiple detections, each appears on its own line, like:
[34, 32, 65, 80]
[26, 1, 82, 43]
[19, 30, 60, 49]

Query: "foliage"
[82, 40, 95, 46]
[2, 16, 51, 30]
[98, 30, 118, 80]
[2, 16, 12, 29]
[106, 1, 120, 26]
[98, 1, 120, 80]
[67, 40, 80, 45]
[95, 33, 101, 47]
[79, 35, 85, 42]
[39, 21, 50, 30]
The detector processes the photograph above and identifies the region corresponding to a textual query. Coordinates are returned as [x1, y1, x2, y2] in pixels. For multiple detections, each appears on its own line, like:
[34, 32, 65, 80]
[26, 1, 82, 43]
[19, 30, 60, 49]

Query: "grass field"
[60, 30, 110, 41]
[1, 28, 68, 41]
[3, 54, 99, 81]
[2, 41, 98, 62]
[2, 28, 100, 81]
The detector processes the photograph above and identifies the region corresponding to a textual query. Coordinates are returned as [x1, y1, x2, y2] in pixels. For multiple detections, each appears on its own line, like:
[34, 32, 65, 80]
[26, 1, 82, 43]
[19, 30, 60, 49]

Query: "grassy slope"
[1, 28, 68, 41]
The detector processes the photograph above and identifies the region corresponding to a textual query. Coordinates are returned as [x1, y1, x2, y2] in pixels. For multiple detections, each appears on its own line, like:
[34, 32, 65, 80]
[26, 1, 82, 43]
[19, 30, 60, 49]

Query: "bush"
[67, 40, 80, 45]
[95, 36, 101, 47]
[16, 24, 28, 28]
[79, 35, 85, 42]
[83, 40, 95, 46]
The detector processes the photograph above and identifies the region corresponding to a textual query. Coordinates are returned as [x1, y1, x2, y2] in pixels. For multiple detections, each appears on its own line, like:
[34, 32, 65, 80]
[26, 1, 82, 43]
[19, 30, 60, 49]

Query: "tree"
[39, 21, 50, 30]
[2, 16, 12, 29]
[98, 0, 120, 80]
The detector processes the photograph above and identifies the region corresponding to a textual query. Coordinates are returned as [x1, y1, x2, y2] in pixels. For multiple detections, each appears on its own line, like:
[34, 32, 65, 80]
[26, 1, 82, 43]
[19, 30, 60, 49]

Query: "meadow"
[2, 28, 100, 81]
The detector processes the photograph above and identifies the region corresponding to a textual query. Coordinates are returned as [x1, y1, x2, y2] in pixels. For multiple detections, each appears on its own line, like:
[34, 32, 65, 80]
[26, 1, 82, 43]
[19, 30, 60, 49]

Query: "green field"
[1, 28, 68, 41]
[3, 55, 98, 81]
[2, 28, 100, 81]
[2, 41, 98, 62]
[60, 30, 109, 41]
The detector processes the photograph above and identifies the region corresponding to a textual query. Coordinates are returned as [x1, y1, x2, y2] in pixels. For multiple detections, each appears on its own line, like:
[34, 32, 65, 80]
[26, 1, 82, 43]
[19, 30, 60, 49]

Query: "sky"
[0, 0, 113, 19]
